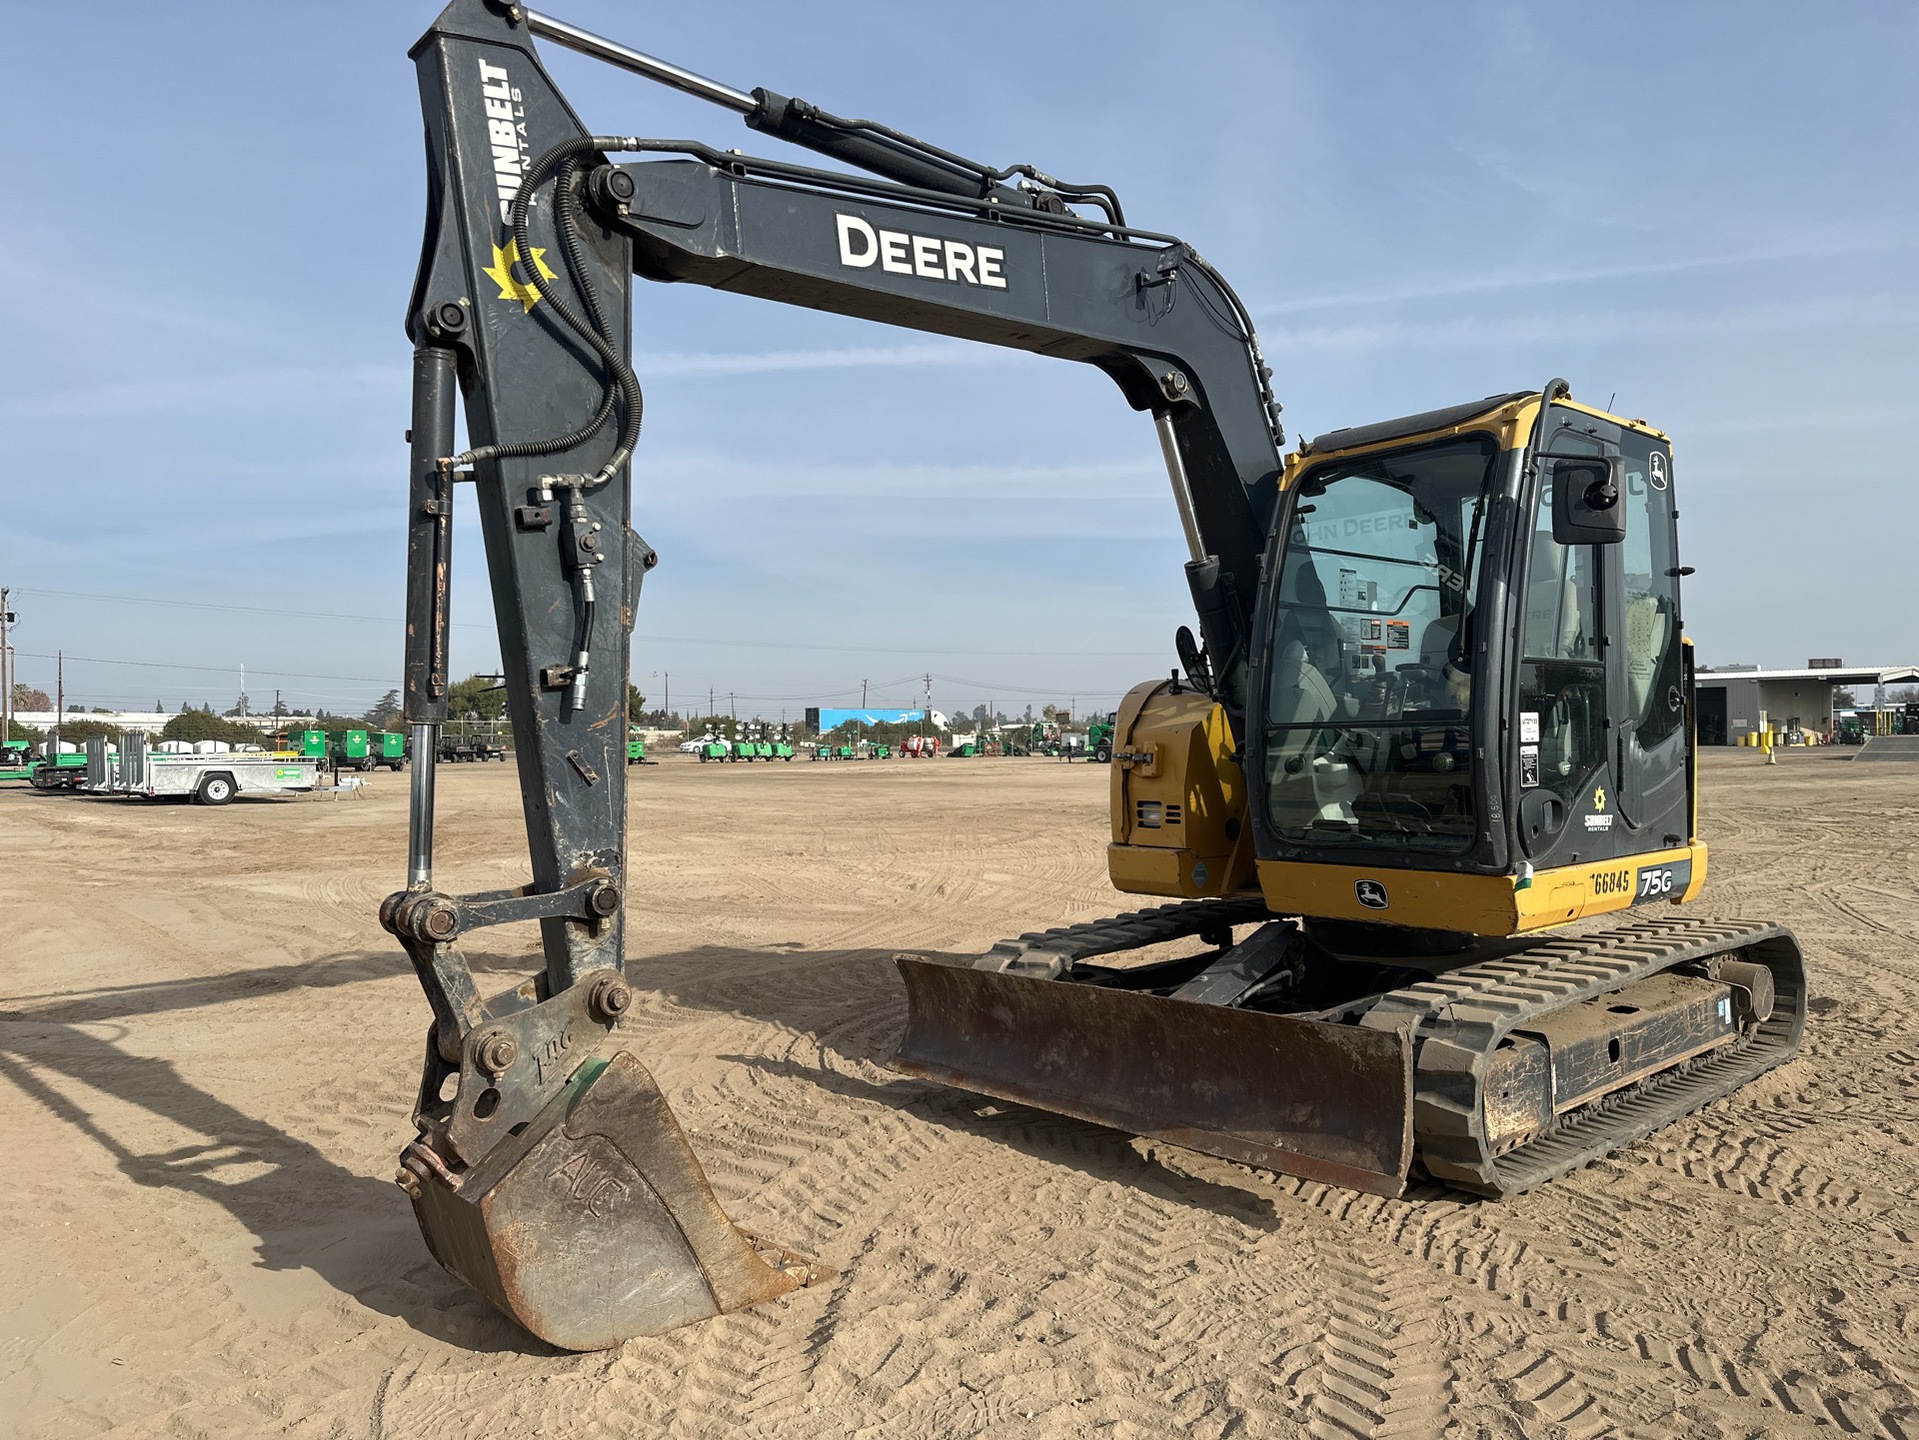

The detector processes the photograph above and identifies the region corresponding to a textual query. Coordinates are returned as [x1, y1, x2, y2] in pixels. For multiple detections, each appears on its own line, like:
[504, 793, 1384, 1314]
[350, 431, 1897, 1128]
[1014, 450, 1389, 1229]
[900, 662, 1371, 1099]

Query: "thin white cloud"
[1249, 229, 1918, 319]
[637, 341, 1018, 377]
[0, 363, 409, 421]
[1274, 293, 1918, 354]
[637, 451, 1161, 499]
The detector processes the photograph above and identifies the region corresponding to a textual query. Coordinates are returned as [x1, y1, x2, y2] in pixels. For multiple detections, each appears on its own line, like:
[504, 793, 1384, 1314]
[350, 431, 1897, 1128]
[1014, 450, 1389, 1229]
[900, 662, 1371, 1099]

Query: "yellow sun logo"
[1593, 785, 1607, 811]
[482, 238, 558, 312]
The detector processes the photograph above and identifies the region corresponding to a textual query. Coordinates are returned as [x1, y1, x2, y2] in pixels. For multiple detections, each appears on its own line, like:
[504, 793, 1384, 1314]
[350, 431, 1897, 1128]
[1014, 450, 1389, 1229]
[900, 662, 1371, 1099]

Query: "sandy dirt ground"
[1, 749, 1916, 1439]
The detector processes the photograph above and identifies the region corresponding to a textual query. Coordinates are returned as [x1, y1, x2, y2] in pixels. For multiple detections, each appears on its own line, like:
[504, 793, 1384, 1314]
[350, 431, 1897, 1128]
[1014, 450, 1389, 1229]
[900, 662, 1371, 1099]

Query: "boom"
[388, 0, 1285, 1348]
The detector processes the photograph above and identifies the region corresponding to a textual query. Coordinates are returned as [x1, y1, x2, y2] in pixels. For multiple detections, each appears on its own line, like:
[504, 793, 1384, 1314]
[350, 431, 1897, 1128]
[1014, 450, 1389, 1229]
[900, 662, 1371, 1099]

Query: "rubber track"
[1358, 914, 1807, 1197]
[978, 904, 1805, 1199]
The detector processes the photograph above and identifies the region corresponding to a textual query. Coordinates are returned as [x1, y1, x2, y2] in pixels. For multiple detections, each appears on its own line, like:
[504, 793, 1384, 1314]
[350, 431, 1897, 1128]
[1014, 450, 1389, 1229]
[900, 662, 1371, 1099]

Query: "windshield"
[1261, 435, 1500, 852]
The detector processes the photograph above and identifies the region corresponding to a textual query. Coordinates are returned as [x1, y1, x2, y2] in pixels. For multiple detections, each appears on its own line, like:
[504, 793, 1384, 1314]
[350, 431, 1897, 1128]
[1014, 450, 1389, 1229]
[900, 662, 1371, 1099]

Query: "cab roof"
[1297, 389, 1668, 465]
[1303, 392, 1529, 457]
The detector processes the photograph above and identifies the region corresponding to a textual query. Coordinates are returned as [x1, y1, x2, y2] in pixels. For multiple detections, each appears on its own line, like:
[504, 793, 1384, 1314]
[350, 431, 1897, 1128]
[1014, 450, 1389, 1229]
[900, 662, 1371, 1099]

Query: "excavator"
[387, 1, 1806, 1350]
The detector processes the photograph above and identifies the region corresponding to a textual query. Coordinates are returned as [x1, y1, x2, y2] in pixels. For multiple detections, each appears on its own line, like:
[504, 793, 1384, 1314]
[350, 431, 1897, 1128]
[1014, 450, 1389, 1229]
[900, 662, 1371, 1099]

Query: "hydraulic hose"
[445, 136, 649, 485]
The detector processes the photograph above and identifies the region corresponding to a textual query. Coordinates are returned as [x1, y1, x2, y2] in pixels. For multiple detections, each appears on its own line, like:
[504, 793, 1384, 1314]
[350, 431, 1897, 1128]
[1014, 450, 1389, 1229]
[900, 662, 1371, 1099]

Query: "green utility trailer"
[370, 731, 408, 770]
[627, 732, 646, 764]
[0, 740, 33, 782]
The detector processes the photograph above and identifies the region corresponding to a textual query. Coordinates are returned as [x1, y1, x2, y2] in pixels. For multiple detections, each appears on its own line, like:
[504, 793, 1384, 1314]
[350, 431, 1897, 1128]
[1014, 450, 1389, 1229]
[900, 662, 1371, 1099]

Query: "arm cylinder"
[405, 347, 458, 723]
[404, 348, 457, 888]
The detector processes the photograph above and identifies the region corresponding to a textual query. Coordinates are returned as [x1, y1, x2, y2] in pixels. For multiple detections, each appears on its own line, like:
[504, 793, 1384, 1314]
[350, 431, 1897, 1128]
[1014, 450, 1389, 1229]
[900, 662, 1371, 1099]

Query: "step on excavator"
[387, 1, 1806, 1350]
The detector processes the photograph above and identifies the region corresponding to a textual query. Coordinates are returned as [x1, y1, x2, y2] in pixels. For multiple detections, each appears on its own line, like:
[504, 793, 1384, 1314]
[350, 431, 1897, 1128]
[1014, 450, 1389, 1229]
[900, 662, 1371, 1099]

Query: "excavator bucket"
[892, 958, 1416, 1196]
[406, 1050, 823, 1351]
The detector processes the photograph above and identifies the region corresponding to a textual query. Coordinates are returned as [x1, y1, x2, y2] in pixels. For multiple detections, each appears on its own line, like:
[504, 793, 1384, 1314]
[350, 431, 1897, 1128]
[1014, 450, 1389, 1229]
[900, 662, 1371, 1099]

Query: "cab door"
[1511, 467, 1621, 868]
[1607, 434, 1689, 848]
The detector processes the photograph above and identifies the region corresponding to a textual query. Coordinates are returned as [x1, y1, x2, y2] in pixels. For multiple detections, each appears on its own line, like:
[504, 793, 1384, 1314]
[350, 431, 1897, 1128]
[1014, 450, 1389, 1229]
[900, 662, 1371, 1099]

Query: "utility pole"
[709, 686, 714, 719]
[663, 672, 669, 726]
[54, 650, 63, 752]
[0, 586, 12, 745]
[861, 678, 868, 707]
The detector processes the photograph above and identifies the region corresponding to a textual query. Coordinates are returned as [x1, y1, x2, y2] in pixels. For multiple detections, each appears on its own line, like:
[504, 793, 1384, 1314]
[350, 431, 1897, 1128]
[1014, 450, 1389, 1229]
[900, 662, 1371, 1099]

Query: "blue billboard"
[813, 708, 924, 733]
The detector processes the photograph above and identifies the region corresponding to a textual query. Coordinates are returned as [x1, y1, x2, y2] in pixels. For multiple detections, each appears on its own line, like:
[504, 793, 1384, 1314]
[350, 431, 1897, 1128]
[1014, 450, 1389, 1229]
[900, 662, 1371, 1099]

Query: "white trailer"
[82, 734, 322, 804]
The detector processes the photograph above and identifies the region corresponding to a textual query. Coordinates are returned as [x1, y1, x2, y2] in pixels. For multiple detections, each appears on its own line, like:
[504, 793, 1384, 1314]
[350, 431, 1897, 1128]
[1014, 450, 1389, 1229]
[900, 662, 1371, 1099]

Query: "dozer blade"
[407, 1050, 823, 1351]
[892, 958, 1415, 1196]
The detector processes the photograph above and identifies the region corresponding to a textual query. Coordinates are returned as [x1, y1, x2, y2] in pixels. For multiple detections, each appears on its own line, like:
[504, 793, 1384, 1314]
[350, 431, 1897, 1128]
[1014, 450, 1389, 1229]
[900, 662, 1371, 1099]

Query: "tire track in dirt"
[1257, 1161, 1919, 1440]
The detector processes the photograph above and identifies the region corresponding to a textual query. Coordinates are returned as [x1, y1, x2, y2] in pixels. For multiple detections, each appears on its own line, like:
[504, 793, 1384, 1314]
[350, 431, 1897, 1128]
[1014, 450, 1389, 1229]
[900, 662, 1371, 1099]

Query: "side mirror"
[1549, 455, 1627, 545]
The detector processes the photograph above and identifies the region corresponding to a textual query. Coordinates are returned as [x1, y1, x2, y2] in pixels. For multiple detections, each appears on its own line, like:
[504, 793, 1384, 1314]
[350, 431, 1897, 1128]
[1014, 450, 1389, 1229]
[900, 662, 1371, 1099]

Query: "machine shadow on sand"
[0, 950, 565, 1352]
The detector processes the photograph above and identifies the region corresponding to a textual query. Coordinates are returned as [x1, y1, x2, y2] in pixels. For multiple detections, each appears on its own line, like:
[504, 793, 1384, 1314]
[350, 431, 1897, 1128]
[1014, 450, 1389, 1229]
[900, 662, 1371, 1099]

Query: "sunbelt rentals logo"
[476, 59, 531, 222]
[474, 59, 555, 309]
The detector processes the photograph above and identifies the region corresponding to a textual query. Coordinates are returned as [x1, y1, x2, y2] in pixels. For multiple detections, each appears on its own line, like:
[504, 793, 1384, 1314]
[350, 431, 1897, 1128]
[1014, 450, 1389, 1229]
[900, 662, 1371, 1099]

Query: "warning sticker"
[1519, 711, 1541, 743]
[1386, 620, 1411, 650]
[1519, 746, 1540, 788]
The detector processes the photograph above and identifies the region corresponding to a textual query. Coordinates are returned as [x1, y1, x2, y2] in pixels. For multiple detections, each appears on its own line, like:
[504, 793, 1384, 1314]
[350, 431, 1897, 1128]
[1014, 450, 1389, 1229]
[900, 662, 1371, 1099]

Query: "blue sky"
[4, 2, 1914, 720]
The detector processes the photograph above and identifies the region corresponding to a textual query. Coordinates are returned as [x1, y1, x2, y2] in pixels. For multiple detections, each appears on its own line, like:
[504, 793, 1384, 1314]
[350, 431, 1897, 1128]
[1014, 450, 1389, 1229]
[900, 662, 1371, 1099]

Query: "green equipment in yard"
[1085, 713, 1115, 764]
[626, 729, 647, 765]
[371, 731, 408, 770]
[0, 740, 33, 782]
[329, 728, 373, 771]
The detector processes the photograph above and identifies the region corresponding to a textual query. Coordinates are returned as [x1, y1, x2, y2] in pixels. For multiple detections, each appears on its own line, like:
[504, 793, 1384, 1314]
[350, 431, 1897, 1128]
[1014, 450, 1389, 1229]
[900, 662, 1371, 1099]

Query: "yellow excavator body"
[1108, 681, 1708, 934]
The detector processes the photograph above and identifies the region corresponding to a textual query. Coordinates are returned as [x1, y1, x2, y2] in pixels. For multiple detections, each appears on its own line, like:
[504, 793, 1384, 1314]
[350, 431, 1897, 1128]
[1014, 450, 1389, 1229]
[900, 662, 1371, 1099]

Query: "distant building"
[8, 710, 319, 737]
[1693, 665, 1919, 743]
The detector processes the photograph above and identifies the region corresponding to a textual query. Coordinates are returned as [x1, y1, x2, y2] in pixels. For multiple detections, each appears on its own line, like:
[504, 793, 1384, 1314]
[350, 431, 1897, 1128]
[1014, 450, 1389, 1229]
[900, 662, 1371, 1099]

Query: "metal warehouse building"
[1694, 664, 1919, 745]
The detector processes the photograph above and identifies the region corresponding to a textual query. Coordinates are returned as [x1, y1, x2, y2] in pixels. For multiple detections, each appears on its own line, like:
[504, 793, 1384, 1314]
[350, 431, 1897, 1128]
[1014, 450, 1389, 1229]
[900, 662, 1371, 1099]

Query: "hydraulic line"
[442, 137, 649, 482]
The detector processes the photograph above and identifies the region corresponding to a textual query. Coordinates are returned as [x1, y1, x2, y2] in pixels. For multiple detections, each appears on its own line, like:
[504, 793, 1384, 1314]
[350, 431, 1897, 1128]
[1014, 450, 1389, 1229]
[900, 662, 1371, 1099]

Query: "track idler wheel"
[401, 1049, 824, 1351]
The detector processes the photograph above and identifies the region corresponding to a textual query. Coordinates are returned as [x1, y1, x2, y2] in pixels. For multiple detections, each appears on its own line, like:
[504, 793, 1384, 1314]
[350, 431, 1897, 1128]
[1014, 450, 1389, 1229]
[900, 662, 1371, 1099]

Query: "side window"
[1519, 479, 1604, 803]
[1621, 441, 1683, 745]
[1521, 499, 1599, 662]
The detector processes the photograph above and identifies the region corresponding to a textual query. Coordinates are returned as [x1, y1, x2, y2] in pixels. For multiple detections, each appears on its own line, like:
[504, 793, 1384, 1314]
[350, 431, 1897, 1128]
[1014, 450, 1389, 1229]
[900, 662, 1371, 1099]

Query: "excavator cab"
[1250, 388, 1698, 928]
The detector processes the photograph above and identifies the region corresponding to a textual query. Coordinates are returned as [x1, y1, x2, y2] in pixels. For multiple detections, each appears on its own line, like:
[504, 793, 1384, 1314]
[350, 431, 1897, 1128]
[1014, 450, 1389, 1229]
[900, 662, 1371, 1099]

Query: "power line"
[17, 586, 488, 631]
[19, 586, 1166, 658]
[15, 650, 392, 685]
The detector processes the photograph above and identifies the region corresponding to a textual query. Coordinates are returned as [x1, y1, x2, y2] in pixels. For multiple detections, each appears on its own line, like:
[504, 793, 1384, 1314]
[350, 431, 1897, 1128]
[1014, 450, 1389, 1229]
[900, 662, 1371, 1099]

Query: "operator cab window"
[1262, 435, 1498, 852]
